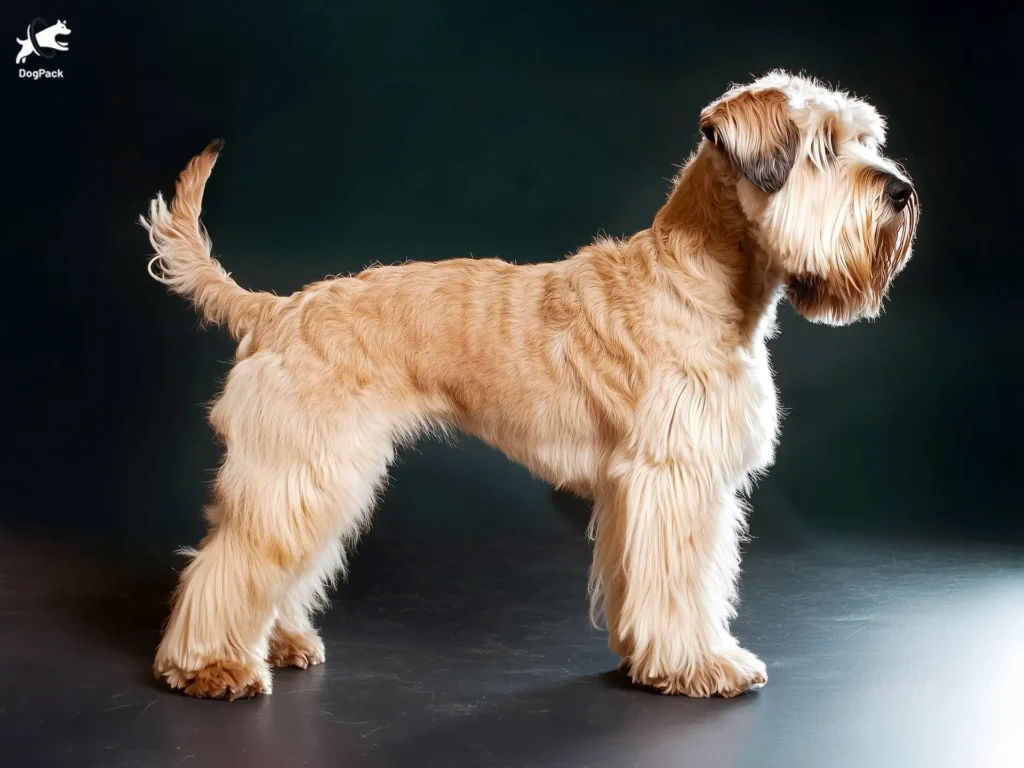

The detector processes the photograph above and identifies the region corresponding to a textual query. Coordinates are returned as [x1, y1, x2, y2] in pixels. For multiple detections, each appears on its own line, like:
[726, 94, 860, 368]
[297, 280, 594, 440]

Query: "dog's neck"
[648, 146, 786, 350]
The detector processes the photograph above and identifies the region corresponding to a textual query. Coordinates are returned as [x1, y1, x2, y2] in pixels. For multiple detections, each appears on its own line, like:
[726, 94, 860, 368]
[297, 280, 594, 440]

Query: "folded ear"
[699, 87, 799, 193]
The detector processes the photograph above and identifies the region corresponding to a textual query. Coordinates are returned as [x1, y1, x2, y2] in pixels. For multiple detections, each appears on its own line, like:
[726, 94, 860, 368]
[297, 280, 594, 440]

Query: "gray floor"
[2, 525, 1022, 768]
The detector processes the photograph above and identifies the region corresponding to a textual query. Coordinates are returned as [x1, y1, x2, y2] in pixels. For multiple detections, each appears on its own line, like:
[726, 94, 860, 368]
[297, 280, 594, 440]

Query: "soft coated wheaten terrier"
[142, 71, 918, 700]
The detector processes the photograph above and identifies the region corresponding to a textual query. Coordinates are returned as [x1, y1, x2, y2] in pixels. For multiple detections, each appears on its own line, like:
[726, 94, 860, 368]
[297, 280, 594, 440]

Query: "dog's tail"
[141, 140, 282, 340]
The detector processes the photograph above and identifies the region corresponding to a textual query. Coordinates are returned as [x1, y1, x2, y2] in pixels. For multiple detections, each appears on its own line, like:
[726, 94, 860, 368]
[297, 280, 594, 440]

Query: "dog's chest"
[730, 353, 781, 478]
[648, 350, 780, 484]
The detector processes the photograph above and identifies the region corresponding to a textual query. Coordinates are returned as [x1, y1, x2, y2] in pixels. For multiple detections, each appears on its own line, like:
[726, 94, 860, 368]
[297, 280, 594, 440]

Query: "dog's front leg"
[590, 458, 765, 697]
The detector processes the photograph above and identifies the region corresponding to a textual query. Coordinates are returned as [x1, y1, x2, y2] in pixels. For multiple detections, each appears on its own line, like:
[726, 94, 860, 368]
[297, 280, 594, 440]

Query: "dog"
[15, 19, 70, 64]
[142, 71, 918, 700]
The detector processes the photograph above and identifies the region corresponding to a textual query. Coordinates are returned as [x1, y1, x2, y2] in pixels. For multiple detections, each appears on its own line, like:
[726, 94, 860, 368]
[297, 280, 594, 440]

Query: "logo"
[16, 18, 70, 78]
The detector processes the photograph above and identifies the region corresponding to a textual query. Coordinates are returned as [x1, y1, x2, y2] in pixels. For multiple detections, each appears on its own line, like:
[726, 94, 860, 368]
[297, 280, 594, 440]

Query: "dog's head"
[699, 71, 919, 325]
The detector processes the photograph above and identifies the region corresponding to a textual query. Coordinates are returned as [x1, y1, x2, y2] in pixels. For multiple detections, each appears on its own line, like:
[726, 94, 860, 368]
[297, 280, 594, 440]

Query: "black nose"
[884, 177, 913, 211]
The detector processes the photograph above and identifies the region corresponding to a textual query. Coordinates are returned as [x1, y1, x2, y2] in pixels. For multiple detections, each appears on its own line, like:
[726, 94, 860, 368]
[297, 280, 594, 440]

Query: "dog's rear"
[141, 140, 281, 340]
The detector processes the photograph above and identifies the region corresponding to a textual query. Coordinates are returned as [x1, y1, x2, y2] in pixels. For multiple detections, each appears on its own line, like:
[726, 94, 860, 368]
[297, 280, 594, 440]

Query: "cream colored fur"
[141, 71, 918, 700]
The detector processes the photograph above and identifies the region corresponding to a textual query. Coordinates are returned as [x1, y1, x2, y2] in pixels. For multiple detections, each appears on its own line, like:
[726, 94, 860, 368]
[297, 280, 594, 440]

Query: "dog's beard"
[872, 191, 918, 294]
[784, 193, 918, 325]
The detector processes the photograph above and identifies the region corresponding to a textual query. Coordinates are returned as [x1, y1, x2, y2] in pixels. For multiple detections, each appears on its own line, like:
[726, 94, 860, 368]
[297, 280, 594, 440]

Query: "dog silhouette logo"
[16, 18, 70, 65]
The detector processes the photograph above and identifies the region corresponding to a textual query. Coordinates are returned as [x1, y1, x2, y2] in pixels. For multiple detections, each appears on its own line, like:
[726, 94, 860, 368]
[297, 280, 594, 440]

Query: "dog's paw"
[158, 658, 272, 700]
[267, 628, 325, 670]
[632, 646, 767, 698]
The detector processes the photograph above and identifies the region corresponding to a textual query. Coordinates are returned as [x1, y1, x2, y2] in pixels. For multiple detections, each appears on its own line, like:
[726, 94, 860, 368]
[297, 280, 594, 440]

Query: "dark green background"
[4, 1, 1020, 553]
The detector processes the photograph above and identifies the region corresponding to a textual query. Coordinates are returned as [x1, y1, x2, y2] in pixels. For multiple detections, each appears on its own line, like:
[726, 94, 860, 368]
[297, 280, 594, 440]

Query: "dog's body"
[143, 72, 918, 700]
[15, 20, 70, 64]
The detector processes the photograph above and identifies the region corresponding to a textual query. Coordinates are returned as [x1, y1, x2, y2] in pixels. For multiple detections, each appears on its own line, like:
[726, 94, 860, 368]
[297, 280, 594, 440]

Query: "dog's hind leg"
[265, 540, 342, 669]
[154, 355, 395, 698]
[263, 410, 403, 672]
